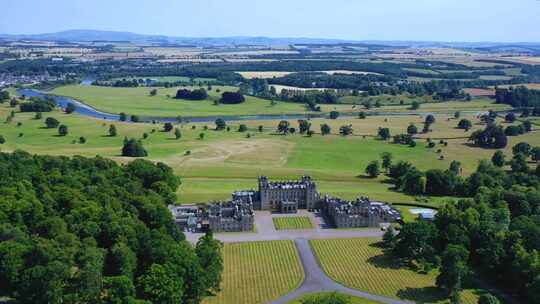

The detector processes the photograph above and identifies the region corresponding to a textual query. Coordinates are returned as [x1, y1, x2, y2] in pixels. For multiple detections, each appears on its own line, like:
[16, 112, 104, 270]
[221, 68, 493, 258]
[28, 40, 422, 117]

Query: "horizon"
[2, 0, 540, 43]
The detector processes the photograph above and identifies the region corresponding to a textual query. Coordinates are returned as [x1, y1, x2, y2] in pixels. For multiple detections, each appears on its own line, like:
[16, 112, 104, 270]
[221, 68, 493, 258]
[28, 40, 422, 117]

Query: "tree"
[522, 120, 532, 132]
[0, 135, 5, 144]
[122, 138, 148, 157]
[505, 112, 516, 123]
[139, 263, 184, 304]
[393, 221, 437, 263]
[454, 111, 461, 119]
[512, 142, 531, 156]
[277, 120, 290, 134]
[174, 128, 182, 140]
[65, 103, 76, 114]
[329, 111, 340, 119]
[215, 118, 226, 131]
[457, 119, 472, 131]
[358, 112, 367, 119]
[478, 294, 500, 304]
[149, 89, 157, 96]
[119, 112, 127, 121]
[220, 92, 245, 104]
[196, 231, 223, 293]
[130, 115, 140, 123]
[381, 152, 393, 173]
[378, 127, 391, 140]
[45, 117, 60, 128]
[58, 124, 68, 136]
[163, 123, 173, 132]
[425, 114, 436, 125]
[298, 120, 311, 134]
[436, 245, 469, 302]
[382, 226, 396, 249]
[449, 160, 462, 175]
[365, 161, 381, 178]
[79, 136, 86, 144]
[34, 112, 42, 120]
[510, 153, 529, 173]
[407, 124, 418, 135]
[102, 276, 136, 303]
[199, 133, 205, 140]
[339, 125, 353, 136]
[410, 101, 420, 110]
[320, 124, 331, 136]
[531, 147, 540, 162]
[109, 124, 117, 137]
[238, 124, 248, 132]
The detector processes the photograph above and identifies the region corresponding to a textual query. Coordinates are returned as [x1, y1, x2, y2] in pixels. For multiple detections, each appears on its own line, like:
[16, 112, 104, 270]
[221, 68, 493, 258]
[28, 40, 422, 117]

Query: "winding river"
[17, 83, 492, 124]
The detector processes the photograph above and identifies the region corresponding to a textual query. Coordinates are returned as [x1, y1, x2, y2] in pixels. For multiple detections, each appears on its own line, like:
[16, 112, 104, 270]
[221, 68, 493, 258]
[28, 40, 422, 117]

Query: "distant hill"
[0, 29, 358, 46]
[1, 29, 539, 51]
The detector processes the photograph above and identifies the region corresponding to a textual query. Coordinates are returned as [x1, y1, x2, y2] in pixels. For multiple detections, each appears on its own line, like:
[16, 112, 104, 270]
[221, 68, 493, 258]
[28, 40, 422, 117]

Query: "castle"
[169, 176, 401, 232]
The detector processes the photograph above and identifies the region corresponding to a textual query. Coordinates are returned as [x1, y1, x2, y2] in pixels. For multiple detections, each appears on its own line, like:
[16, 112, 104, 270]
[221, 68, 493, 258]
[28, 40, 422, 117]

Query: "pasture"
[50, 85, 308, 117]
[310, 238, 493, 304]
[1, 96, 532, 207]
[202, 241, 303, 304]
[273, 217, 314, 230]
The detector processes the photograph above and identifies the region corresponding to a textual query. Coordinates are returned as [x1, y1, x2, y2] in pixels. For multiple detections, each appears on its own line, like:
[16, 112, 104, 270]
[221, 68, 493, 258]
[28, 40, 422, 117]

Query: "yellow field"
[203, 241, 304, 304]
[311, 238, 485, 304]
[238, 71, 293, 79]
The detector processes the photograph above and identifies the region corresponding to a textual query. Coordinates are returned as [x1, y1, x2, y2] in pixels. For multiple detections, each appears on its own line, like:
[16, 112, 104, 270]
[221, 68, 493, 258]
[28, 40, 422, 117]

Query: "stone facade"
[321, 196, 401, 228]
[257, 176, 319, 211]
[207, 201, 254, 232]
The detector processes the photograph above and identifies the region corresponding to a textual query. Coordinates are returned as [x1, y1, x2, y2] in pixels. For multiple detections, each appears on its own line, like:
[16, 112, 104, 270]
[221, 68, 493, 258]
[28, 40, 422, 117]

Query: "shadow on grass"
[396, 286, 447, 304]
[366, 253, 405, 270]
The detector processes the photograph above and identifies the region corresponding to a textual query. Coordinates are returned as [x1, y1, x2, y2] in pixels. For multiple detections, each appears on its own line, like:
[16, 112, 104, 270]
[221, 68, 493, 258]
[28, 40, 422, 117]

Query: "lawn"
[202, 241, 304, 304]
[50, 85, 308, 117]
[288, 292, 382, 304]
[273, 217, 314, 230]
[310, 238, 497, 304]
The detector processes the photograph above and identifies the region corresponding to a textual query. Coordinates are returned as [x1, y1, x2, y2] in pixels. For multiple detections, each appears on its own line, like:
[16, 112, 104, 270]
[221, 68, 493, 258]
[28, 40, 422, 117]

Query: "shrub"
[122, 138, 148, 157]
[58, 125, 68, 136]
[79, 136, 86, 144]
[45, 117, 60, 128]
[163, 123, 173, 132]
[238, 124, 248, 132]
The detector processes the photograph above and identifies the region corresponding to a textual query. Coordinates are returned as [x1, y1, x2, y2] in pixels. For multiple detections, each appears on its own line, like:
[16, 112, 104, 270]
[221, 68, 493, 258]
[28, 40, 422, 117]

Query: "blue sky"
[2, 0, 539, 42]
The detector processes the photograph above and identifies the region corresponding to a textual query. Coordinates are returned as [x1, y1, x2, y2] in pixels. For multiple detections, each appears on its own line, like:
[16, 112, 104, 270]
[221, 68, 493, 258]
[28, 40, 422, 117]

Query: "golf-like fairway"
[202, 241, 303, 304]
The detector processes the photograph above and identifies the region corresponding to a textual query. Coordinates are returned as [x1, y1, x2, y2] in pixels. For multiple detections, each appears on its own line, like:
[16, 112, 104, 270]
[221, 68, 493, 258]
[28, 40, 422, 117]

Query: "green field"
[273, 217, 314, 230]
[288, 292, 382, 304]
[112, 76, 215, 83]
[203, 241, 303, 304]
[310, 238, 496, 304]
[2, 95, 532, 207]
[50, 85, 308, 117]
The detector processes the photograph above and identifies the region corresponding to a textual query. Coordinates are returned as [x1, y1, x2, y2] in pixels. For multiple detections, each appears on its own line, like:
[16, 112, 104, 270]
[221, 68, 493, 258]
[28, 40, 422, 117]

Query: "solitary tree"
[320, 124, 331, 136]
[121, 138, 148, 157]
[34, 112, 42, 120]
[298, 120, 311, 134]
[329, 111, 340, 119]
[149, 89, 157, 96]
[119, 112, 127, 121]
[0, 135, 5, 144]
[381, 152, 393, 173]
[45, 117, 60, 128]
[238, 124, 248, 132]
[407, 124, 418, 135]
[378, 127, 391, 140]
[358, 112, 367, 119]
[199, 133, 205, 140]
[365, 161, 381, 178]
[130, 115, 140, 123]
[215, 118, 226, 130]
[163, 123, 174, 132]
[277, 120, 290, 134]
[174, 128, 182, 140]
[109, 124, 117, 137]
[457, 119, 472, 131]
[425, 114, 436, 125]
[339, 125, 353, 136]
[58, 124, 68, 136]
[65, 103, 76, 114]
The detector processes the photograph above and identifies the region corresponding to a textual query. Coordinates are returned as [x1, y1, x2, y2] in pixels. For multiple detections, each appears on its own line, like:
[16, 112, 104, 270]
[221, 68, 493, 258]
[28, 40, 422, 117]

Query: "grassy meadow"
[50, 85, 308, 117]
[310, 238, 499, 304]
[273, 217, 314, 230]
[202, 241, 303, 304]
[1, 93, 534, 207]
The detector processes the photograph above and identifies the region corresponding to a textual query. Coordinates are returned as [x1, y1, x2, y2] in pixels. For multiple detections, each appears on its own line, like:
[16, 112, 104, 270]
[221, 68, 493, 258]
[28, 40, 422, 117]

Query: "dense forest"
[0, 151, 222, 303]
[382, 144, 540, 303]
[495, 86, 540, 107]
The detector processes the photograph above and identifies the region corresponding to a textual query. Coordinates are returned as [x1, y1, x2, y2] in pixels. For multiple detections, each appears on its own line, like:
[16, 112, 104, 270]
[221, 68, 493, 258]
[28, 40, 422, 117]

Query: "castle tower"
[258, 176, 270, 210]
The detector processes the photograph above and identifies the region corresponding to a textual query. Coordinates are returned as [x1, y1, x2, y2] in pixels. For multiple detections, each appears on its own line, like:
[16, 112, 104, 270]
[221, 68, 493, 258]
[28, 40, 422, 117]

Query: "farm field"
[273, 217, 314, 230]
[50, 85, 308, 117]
[310, 238, 496, 304]
[238, 71, 293, 79]
[202, 241, 303, 304]
[1, 98, 532, 207]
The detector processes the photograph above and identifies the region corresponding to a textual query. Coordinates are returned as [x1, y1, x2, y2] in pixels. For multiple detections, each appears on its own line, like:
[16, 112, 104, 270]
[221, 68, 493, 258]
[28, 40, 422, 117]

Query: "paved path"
[271, 239, 412, 304]
[185, 211, 385, 244]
